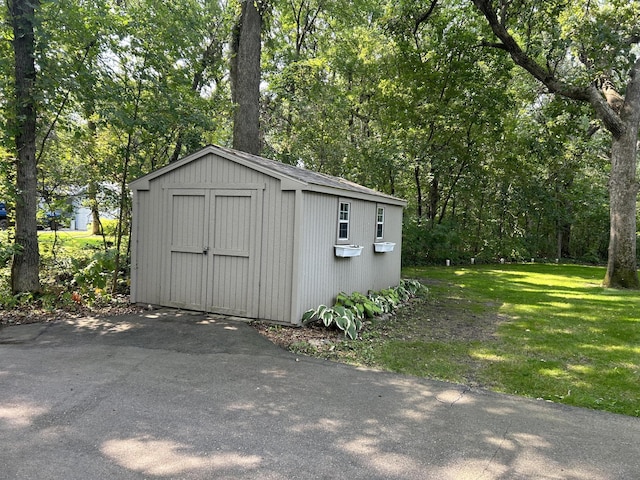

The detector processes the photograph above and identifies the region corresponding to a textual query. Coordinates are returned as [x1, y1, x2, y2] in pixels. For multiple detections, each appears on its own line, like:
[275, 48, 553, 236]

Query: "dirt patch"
[0, 295, 146, 328]
[393, 294, 505, 343]
[251, 279, 506, 352]
[252, 321, 346, 350]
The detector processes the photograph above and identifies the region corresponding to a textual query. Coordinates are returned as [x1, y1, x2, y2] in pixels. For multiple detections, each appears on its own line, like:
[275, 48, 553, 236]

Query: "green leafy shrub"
[402, 218, 463, 266]
[0, 241, 16, 267]
[302, 279, 427, 339]
[71, 249, 117, 294]
[335, 291, 382, 318]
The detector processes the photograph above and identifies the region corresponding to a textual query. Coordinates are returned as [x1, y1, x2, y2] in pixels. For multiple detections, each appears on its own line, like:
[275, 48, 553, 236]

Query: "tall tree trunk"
[85, 118, 102, 235]
[230, 0, 263, 155]
[88, 181, 102, 235]
[9, 0, 40, 294]
[428, 166, 438, 222]
[602, 59, 640, 288]
[603, 131, 639, 288]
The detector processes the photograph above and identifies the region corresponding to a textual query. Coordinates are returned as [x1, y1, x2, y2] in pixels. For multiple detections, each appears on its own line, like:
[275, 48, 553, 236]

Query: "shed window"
[376, 207, 385, 239]
[338, 201, 350, 240]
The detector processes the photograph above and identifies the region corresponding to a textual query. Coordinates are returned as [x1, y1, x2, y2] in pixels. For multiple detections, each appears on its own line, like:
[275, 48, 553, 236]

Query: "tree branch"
[36, 39, 97, 164]
[472, 0, 626, 137]
[479, 40, 507, 50]
[413, 0, 439, 37]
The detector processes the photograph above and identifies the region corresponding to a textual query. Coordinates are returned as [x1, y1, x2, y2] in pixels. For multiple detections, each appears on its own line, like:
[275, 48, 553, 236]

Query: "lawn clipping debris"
[0, 295, 145, 328]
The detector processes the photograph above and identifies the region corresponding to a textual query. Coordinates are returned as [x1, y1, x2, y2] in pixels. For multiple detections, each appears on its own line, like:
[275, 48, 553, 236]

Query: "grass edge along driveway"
[308, 264, 640, 417]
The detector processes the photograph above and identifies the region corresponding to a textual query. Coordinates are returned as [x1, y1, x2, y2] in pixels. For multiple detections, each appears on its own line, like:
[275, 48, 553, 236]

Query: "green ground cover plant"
[276, 264, 640, 417]
[0, 230, 124, 307]
[301, 280, 426, 339]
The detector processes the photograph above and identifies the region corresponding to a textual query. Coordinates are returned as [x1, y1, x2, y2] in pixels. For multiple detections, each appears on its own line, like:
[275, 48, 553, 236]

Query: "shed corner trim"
[129, 178, 150, 191]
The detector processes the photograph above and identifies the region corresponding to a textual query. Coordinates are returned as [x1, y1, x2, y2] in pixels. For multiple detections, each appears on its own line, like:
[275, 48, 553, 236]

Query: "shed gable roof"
[130, 145, 406, 206]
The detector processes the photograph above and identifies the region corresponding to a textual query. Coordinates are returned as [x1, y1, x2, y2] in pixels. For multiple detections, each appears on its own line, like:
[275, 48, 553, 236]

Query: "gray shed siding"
[292, 192, 403, 322]
[131, 152, 296, 321]
[131, 145, 405, 325]
[131, 189, 162, 305]
[258, 189, 296, 322]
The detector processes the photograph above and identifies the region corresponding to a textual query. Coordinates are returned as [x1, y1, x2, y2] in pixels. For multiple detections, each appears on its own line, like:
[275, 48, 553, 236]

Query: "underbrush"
[0, 231, 129, 313]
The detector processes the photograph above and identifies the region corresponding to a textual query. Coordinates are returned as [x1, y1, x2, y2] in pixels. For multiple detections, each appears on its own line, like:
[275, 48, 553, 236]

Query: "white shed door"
[164, 189, 261, 316]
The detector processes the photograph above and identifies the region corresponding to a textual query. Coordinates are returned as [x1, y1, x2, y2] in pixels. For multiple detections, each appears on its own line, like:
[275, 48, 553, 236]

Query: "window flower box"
[334, 244, 363, 257]
[373, 242, 396, 253]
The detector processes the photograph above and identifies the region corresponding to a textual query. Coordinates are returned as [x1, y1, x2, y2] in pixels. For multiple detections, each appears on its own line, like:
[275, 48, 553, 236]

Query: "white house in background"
[70, 203, 92, 231]
[67, 184, 118, 231]
[129, 145, 406, 325]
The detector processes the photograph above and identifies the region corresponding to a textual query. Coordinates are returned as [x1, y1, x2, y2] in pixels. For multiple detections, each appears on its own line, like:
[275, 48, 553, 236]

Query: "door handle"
[203, 246, 209, 254]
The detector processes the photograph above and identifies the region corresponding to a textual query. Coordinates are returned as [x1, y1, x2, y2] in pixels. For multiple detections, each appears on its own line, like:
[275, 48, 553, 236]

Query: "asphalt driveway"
[1, 310, 638, 479]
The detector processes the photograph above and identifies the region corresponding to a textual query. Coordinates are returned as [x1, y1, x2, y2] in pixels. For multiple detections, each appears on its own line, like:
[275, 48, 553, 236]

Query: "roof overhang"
[129, 145, 407, 207]
[129, 145, 307, 192]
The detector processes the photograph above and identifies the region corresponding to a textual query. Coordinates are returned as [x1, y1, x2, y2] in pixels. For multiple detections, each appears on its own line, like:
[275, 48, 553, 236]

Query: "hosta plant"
[302, 279, 427, 339]
[301, 304, 363, 340]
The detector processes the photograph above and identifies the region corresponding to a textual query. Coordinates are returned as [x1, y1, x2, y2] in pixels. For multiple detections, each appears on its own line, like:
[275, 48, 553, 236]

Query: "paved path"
[1, 311, 638, 479]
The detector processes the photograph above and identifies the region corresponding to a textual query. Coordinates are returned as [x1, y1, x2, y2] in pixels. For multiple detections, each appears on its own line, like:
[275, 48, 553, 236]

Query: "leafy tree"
[2, 0, 234, 295]
[471, 0, 640, 287]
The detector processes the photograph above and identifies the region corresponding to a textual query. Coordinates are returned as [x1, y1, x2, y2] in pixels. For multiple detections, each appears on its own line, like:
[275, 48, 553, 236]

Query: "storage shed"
[129, 145, 406, 325]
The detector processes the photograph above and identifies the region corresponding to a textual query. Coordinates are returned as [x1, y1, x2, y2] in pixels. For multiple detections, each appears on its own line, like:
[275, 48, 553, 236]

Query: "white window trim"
[337, 200, 350, 242]
[376, 206, 385, 240]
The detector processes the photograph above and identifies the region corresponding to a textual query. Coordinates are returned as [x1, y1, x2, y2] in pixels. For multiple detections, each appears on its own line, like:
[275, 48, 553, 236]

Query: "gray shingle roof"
[213, 145, 404, 204]
[130, 144, 406, 206]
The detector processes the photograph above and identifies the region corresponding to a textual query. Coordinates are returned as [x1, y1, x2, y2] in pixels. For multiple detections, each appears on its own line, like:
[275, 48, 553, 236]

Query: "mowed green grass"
[37, 230, 115, 259]
[385, 264, 640, 416]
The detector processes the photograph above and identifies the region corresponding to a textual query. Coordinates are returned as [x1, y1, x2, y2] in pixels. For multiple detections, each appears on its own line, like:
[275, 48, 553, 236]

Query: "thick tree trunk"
[556, 220, 571, 260]
[9, 0, 40, 294]
[603, 131, 639, 288]
[230, 0, 262, 155]
[602, 60, 640, 288]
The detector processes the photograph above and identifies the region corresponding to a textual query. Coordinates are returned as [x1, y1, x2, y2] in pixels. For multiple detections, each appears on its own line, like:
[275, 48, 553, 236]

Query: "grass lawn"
[1, 230, 117, 255]
[35, 230, 121, 266]
[287, 264, 640, 417]
[37, 230, 113, 251]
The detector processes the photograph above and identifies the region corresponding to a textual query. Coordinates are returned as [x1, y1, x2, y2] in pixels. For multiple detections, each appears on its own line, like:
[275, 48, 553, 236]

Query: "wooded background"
[2, 0, 639, 294]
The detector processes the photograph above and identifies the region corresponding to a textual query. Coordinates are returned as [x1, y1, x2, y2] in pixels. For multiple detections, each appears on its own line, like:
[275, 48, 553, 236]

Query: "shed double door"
[164, 188, 262, 316]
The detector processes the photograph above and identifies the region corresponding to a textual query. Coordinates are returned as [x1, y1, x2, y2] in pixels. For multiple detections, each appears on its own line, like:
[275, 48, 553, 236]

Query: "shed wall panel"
[370, 203, 403, 291]
[294, 193, 402, 321]
[132, 190, 164, 305]
[160, 153, 266, 186]
[257, 189, 295, 322]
